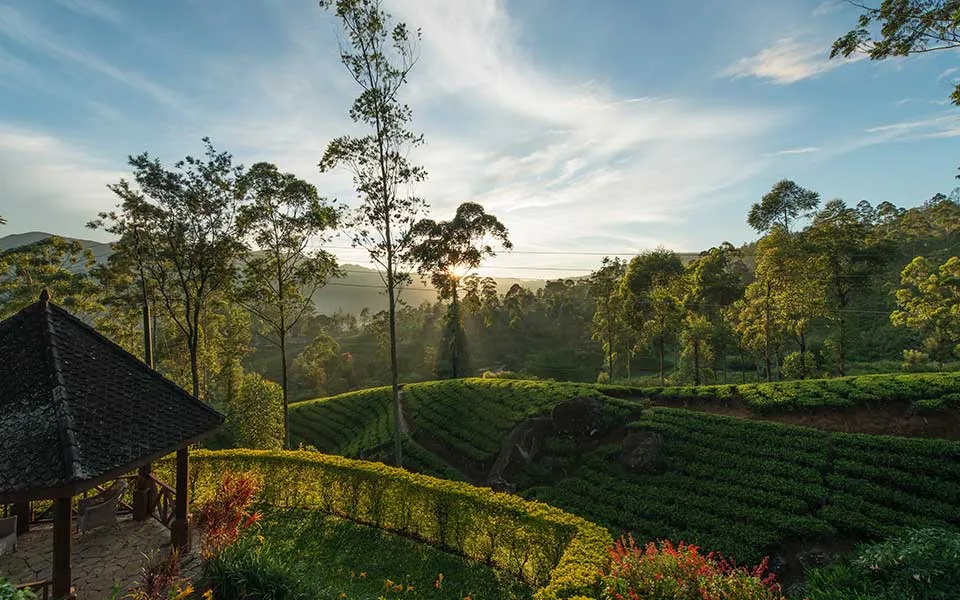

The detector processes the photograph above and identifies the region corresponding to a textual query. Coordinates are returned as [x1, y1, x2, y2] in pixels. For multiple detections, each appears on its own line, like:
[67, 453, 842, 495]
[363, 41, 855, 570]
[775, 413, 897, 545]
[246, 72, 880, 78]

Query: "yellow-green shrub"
[159, 449, 610, 600]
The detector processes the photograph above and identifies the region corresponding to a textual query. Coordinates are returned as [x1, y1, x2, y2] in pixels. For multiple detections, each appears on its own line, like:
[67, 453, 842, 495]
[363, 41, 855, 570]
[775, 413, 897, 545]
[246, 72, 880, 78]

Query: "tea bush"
[634, 371, 960, 413]
[802, 528, 960, 600]
[522, 408, 960, 564]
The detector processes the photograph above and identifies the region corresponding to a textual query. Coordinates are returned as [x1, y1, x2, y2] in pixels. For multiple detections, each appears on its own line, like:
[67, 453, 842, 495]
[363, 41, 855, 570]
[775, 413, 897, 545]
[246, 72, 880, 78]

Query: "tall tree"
[588, 257, 627, 382]
[748, 180, 821, 234]
[679, 312, 714, 385]
[620, 249, 684, 382]
[319, 0, 427, 465]
[92, 138, 246, 399]
[892, 255, 960, 368]
[410, 202, 512, 378]
[642, 279, 685, 384]
[235, 161, 341, 449]
[807, 199, 881, 375]
[831, 0, 960, 105]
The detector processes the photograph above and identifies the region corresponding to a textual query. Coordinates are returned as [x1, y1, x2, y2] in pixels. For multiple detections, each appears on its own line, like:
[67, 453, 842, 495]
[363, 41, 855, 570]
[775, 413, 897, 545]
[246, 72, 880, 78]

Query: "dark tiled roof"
[0, 296, 223, 499]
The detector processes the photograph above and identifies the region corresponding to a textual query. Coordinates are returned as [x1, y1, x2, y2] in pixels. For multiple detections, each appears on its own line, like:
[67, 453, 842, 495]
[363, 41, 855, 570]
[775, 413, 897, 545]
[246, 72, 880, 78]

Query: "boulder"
[620, 430, 663, 473]
[552, 396, 605, 438]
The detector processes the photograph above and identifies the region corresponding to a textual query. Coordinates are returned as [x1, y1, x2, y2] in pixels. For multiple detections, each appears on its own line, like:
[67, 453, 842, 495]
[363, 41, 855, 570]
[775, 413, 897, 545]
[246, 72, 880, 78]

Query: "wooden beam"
[52, 496, 73, 600]
[171, 448, 191, 551]
[12, 502, 30, 535]
[132, 465, 153, 521]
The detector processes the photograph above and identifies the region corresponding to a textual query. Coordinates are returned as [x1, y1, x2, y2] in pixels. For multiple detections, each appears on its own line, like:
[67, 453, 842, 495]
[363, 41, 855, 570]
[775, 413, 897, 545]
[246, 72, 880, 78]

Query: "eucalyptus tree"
[588, 257, 627, 382]
[319, 0, 427, 465]
[410, 202, 511, 379]
[236, 162, 342, 448]
[92, 138, 246, 399]
[748, 180, 820, 234]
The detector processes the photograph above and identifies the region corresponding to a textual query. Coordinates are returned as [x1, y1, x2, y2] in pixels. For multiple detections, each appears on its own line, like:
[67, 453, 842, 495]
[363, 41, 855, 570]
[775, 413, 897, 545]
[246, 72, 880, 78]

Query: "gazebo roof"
[0, 293, 223, 501]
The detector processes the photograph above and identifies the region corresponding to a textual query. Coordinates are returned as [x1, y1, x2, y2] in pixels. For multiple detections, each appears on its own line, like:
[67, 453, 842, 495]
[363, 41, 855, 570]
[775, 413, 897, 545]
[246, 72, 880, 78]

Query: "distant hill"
[313, 264, 547, 314]
[0, 231, 114, 267]
[0, 232, 550, 315]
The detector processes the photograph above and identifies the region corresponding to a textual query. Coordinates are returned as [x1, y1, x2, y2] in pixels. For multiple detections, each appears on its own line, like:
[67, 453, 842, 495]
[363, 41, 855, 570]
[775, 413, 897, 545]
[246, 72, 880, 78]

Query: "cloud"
[55, 0, 123, 24]
[207, 0, 783, 260]
[812, 1, 844, 17]
[938, 67, 959, 81]
[0, 5, 184, 110]
[722, 37, 857, 84]
[865, 114, 960, 139]
[769, 147, 820, 156]
[0, 126, 124, 233]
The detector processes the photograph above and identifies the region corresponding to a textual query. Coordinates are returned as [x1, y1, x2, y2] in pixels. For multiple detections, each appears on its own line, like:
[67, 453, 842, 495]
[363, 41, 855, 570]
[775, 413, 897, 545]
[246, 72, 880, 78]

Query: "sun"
[447, 263, 471, 280]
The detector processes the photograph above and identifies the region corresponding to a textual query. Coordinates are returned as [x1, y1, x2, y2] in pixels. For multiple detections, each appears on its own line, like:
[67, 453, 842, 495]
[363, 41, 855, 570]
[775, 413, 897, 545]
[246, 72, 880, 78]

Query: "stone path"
[0, 515, 172, 600]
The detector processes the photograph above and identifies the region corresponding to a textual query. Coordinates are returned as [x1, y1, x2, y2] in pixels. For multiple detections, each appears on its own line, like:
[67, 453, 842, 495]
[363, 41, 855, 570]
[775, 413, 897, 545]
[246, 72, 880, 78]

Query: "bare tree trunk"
[280, 332, 290, 449]
[658, 338, 665, 385]
[386, 233, 402, 467]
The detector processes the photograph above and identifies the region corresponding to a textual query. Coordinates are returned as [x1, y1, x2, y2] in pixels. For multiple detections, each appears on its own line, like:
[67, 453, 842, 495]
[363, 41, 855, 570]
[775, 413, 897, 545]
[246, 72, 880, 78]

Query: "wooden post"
[136, 305, 155, 521]
[12, 502, 30, 535]
[171, 448, 191, 551]
[52, 496, 73, 600]
[132, 465, 154, 521]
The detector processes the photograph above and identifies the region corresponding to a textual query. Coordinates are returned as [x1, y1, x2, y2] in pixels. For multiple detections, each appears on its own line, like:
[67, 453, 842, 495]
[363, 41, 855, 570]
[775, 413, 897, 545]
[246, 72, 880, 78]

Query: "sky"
[0, 0, 958, 279]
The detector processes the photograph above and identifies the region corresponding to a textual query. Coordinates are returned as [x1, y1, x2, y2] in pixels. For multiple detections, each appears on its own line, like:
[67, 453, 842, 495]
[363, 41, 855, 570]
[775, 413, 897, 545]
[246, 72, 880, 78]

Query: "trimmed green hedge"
[637, 371, 960, 413]
[160, 450, 611, 600]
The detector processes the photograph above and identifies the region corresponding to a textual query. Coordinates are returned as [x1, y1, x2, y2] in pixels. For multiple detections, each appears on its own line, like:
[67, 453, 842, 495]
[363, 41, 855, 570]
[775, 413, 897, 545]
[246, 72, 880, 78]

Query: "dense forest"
[1, 179, 958, 411]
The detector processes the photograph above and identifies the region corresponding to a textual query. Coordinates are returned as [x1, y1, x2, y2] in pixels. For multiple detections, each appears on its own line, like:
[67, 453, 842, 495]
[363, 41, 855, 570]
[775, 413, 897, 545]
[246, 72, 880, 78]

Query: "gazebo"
[0, 292, 224, 599]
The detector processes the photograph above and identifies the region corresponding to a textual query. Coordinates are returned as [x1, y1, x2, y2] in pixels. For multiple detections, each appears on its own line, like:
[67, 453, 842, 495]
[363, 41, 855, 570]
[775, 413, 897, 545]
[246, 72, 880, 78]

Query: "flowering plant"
[600, 536, 784, 600]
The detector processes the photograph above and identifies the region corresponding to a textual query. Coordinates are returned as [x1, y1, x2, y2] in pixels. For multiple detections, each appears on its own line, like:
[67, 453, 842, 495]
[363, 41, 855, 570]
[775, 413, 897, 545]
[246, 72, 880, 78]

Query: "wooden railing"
[149, 474, 176, 528]
[15, 579, 57, 600]
[22, 473, 176, 531]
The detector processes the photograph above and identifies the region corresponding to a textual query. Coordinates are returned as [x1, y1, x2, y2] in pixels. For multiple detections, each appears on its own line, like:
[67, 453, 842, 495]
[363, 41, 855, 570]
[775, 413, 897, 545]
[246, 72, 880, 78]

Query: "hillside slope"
[290, 375, 960, 571]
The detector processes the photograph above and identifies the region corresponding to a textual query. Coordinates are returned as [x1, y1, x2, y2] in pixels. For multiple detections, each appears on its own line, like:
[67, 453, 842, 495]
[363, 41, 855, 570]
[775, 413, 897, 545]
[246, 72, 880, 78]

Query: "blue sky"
[1, 0, 958, 278]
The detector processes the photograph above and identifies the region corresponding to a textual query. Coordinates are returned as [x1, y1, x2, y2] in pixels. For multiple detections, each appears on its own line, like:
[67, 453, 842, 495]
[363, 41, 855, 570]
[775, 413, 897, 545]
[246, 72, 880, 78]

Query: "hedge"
[158, 449, 611, 600]
[637, 371, 960, 413]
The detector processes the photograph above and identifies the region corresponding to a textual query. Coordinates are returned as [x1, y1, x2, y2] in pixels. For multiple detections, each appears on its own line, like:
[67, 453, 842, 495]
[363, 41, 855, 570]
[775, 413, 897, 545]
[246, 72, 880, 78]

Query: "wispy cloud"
[770, 146, 820, 156]
[938, 67, 959, 81]
[55, 0, 123, 24]
[722, 37, 858, 84]
[812, 1, 844, 17]
[211, 0, 783, 258]
[0, 126, 123, 232]
[0, 5, 183, 110]
[865, 114, 960, 139]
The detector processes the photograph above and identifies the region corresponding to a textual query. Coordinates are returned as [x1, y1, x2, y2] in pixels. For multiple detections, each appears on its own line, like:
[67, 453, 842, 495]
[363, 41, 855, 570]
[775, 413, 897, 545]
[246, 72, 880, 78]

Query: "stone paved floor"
[0, 515, 173, 600]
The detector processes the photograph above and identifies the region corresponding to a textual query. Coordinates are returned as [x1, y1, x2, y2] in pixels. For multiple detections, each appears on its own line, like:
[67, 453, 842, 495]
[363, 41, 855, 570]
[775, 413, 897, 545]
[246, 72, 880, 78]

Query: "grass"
[520, 408, 960, 565]
[208, 508, 533, 600]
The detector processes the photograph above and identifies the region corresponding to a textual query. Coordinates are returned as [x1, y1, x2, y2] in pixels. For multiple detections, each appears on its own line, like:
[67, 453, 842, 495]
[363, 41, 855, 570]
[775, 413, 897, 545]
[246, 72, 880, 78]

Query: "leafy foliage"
[235, 161, 342, 448]
[891, 255, 960, 367]
[0, 236, 99, 319]
[227, 371, 285, 450]
[831, 0, 960, 105]
[195, 471, 263, 559]
[803, 528, 960, 600]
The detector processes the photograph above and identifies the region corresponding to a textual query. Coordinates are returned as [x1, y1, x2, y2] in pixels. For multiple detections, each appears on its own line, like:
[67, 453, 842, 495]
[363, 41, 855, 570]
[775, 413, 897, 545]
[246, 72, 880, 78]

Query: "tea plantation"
[522, 408, 960, 563]
[288, 374, 960, 576]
